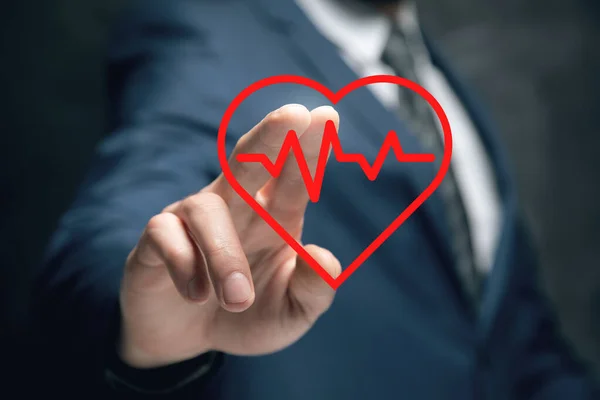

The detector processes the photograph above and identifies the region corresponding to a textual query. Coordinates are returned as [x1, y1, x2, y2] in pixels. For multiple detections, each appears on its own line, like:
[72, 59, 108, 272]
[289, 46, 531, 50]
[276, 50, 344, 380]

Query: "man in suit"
[32, 0, 599, 398]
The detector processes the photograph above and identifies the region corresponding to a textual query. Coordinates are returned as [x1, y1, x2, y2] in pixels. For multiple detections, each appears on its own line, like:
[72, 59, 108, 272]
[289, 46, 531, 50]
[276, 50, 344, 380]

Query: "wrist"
[118, 321, 212, 368]
[118, 337, 169, 369]
[107, 306, 222, 395]
[118, 333, 213, 369]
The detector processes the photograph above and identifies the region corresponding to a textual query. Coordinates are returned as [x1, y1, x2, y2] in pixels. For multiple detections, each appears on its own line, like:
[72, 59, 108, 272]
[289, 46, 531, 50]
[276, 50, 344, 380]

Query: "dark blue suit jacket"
[34, 0, 598, 398]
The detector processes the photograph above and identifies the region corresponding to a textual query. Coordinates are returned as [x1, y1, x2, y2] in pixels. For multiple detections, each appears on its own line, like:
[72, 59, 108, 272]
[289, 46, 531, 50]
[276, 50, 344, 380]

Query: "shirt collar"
[295, 0, 421, 66]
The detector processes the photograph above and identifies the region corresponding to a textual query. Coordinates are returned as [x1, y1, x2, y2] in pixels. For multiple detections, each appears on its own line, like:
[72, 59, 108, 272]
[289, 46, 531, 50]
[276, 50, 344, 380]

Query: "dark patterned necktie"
[382, 23, 482, 304]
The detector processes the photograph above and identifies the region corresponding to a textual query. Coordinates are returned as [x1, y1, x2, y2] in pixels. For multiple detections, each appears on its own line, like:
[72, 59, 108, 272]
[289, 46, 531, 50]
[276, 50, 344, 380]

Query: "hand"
[118, 104, 342, 368]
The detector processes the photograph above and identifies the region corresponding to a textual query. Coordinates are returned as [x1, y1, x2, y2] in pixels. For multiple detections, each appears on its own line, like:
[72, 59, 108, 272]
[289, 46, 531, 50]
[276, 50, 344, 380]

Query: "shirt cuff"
[105, 350, 222, 395]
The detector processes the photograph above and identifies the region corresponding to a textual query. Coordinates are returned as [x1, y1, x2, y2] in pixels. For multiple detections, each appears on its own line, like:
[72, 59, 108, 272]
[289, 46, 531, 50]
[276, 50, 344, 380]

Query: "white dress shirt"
[295, 0, 502, 272]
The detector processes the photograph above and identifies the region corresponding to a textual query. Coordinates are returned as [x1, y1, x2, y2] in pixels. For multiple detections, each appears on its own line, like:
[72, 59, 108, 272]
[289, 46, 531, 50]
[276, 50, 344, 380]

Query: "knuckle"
[204, 245, 247, 272]
[203, 241, 230, 259]
[203, 240, 239, 262]
[147, 213, 168, 230]
[235, 133, 251, 150]
[162, 242, 191, 266]
[145, 214, 174, 242]
[181, 192, 227, 217]
[207, 179, 234, 205]
[235, 155, 255, 175]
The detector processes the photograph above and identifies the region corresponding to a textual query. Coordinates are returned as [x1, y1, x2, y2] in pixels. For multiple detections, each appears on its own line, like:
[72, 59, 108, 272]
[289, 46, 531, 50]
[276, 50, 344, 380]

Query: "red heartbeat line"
[236, 120, 435, 202]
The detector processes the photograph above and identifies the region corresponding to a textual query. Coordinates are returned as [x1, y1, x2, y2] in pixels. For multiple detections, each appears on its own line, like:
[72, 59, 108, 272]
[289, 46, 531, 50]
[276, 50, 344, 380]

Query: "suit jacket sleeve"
[30, 0, 237, 396]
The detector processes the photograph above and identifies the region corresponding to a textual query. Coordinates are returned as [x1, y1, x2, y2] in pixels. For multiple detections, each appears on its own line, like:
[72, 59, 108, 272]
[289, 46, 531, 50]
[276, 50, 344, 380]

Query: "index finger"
[211, 104, 312, 201]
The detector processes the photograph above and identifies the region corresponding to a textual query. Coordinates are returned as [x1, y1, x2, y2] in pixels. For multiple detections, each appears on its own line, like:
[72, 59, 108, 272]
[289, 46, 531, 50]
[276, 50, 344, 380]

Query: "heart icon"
[217, 75, 452, 290]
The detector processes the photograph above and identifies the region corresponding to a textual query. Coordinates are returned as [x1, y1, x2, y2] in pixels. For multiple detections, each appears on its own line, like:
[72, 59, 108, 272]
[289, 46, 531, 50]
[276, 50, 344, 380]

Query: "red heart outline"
[217, 75, 452, 290]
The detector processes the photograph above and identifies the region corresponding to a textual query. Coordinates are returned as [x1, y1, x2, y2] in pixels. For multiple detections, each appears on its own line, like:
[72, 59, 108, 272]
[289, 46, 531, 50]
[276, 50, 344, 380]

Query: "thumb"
[289, 244, 342, 320]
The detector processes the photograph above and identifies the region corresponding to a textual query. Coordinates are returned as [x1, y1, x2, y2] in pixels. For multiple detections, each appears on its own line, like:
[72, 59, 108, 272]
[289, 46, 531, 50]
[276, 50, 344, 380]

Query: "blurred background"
[1, 0, 599, 379]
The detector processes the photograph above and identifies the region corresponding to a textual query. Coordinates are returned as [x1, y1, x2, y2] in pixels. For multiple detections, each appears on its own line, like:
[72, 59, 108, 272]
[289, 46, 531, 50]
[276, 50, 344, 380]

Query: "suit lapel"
[425, 35, 520, 335]
[425, 36, 515, 211]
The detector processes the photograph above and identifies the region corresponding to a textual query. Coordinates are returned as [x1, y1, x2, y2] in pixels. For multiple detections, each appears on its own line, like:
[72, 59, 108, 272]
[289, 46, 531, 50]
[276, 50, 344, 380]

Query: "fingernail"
[187, 277, 202, 301]
[222, 272, 252, 305]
